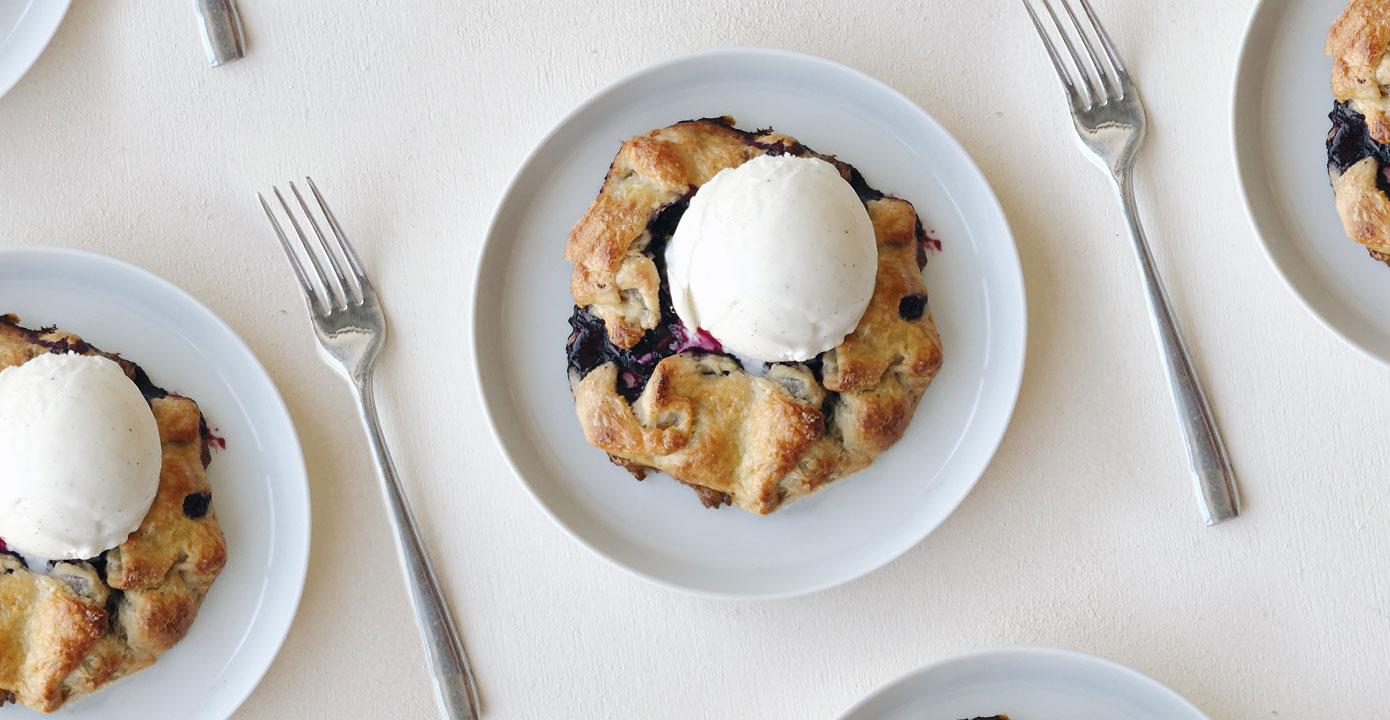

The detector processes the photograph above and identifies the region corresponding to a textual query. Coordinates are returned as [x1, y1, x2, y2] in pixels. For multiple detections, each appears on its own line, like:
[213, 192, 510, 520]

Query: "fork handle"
[1113, 172, 1241, 525]
[355, 376, 483, 719]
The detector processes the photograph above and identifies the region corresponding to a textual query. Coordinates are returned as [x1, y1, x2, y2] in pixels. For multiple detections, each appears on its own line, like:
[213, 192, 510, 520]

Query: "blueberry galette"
[564, 117, 944, 514]
[1327, 0, 1390, 263]
[0, 316, 227, 713]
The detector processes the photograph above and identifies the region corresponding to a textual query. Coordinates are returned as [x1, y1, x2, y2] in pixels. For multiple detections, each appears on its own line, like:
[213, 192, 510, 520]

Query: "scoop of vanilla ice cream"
[666, 154, 878, 363]
[0, 353, 162, 560]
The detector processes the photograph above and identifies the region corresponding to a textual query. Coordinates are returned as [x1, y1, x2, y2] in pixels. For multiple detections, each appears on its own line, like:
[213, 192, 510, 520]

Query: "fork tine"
[1058, 0, 1116, 100]
[259, 192, 323, 312]
[306, 176, 371, 291]
[274, 186, 344, 310]
[1038, 0, 1098, 107]
[1022, 0, 1082, 109]
[1077, 0, 1131, 89]
[289, 180, 360, 305]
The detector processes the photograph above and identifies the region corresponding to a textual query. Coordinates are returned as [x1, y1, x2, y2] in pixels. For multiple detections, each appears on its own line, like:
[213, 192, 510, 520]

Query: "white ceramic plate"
[838, 646, 1212, 720]
[0, 247, 310, 719]
[472, 48, 1026, 598]
[1233, 0, 1390, 366]
[0, 0, 69, 101]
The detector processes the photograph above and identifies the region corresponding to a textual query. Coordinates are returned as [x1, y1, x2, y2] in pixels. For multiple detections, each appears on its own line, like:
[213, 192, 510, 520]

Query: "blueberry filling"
[86, 553, 108, 581]
[566, 307, 678, 403]
[898, 294, 929, 320]
[753, 137, 804, 159]
[845, 165, 885, 204]
[104, 587, 123, 622]
[198, 417, 215, 468]
[913, 216, 942, 270]
[182, 492, 212, 519]
[36, 335, 92, 355]
[1328, 100, 1390, 197]
[744, 126, 884, 203]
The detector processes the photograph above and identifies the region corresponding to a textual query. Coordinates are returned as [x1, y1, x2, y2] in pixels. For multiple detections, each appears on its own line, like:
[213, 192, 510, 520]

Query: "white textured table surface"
[3, 0, 1389, 717]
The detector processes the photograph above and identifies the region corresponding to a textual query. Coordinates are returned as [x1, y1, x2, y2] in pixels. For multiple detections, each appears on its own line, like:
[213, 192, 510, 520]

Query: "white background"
[2, 0, 1387, 717]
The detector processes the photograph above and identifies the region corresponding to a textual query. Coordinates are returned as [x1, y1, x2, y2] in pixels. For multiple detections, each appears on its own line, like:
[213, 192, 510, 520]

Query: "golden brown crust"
[566, 120, 943, 514]
[1328, 0, 1390, 144]
[572, 357, 828, 513]
[822, 198, 944, 393]
[0, 315, 226, 712]
[1331, 158, 1390, 256]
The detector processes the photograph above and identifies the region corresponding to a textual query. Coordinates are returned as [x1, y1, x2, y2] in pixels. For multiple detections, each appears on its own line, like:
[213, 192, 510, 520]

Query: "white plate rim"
[0, 244, 311, 719]
[1230, 0, 1390, 369]
[0, 0, 70, 102]
[470, 47, 1027, 599]
[835, 645, 1213, 720]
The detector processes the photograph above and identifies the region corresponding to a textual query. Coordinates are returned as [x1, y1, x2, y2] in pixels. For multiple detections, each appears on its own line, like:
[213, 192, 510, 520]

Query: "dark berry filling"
[104, 587, 124, 624]
[197, 417, 214, 468]
[753, 136, 804, 159]
[1328, 100, 1390, 197]
[0, 542, 29, 575]
[182, 492, 213, 519]
[86, 552, 108, 581]
[898, 294, 929, 320]
[912, 216, 942, 270]
[745, 126, 884, 203]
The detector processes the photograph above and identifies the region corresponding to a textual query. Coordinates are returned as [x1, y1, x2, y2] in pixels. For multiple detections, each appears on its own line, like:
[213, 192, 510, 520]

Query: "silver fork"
[259, 178, 482, 718]
[1022, 0, 1241, 525]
